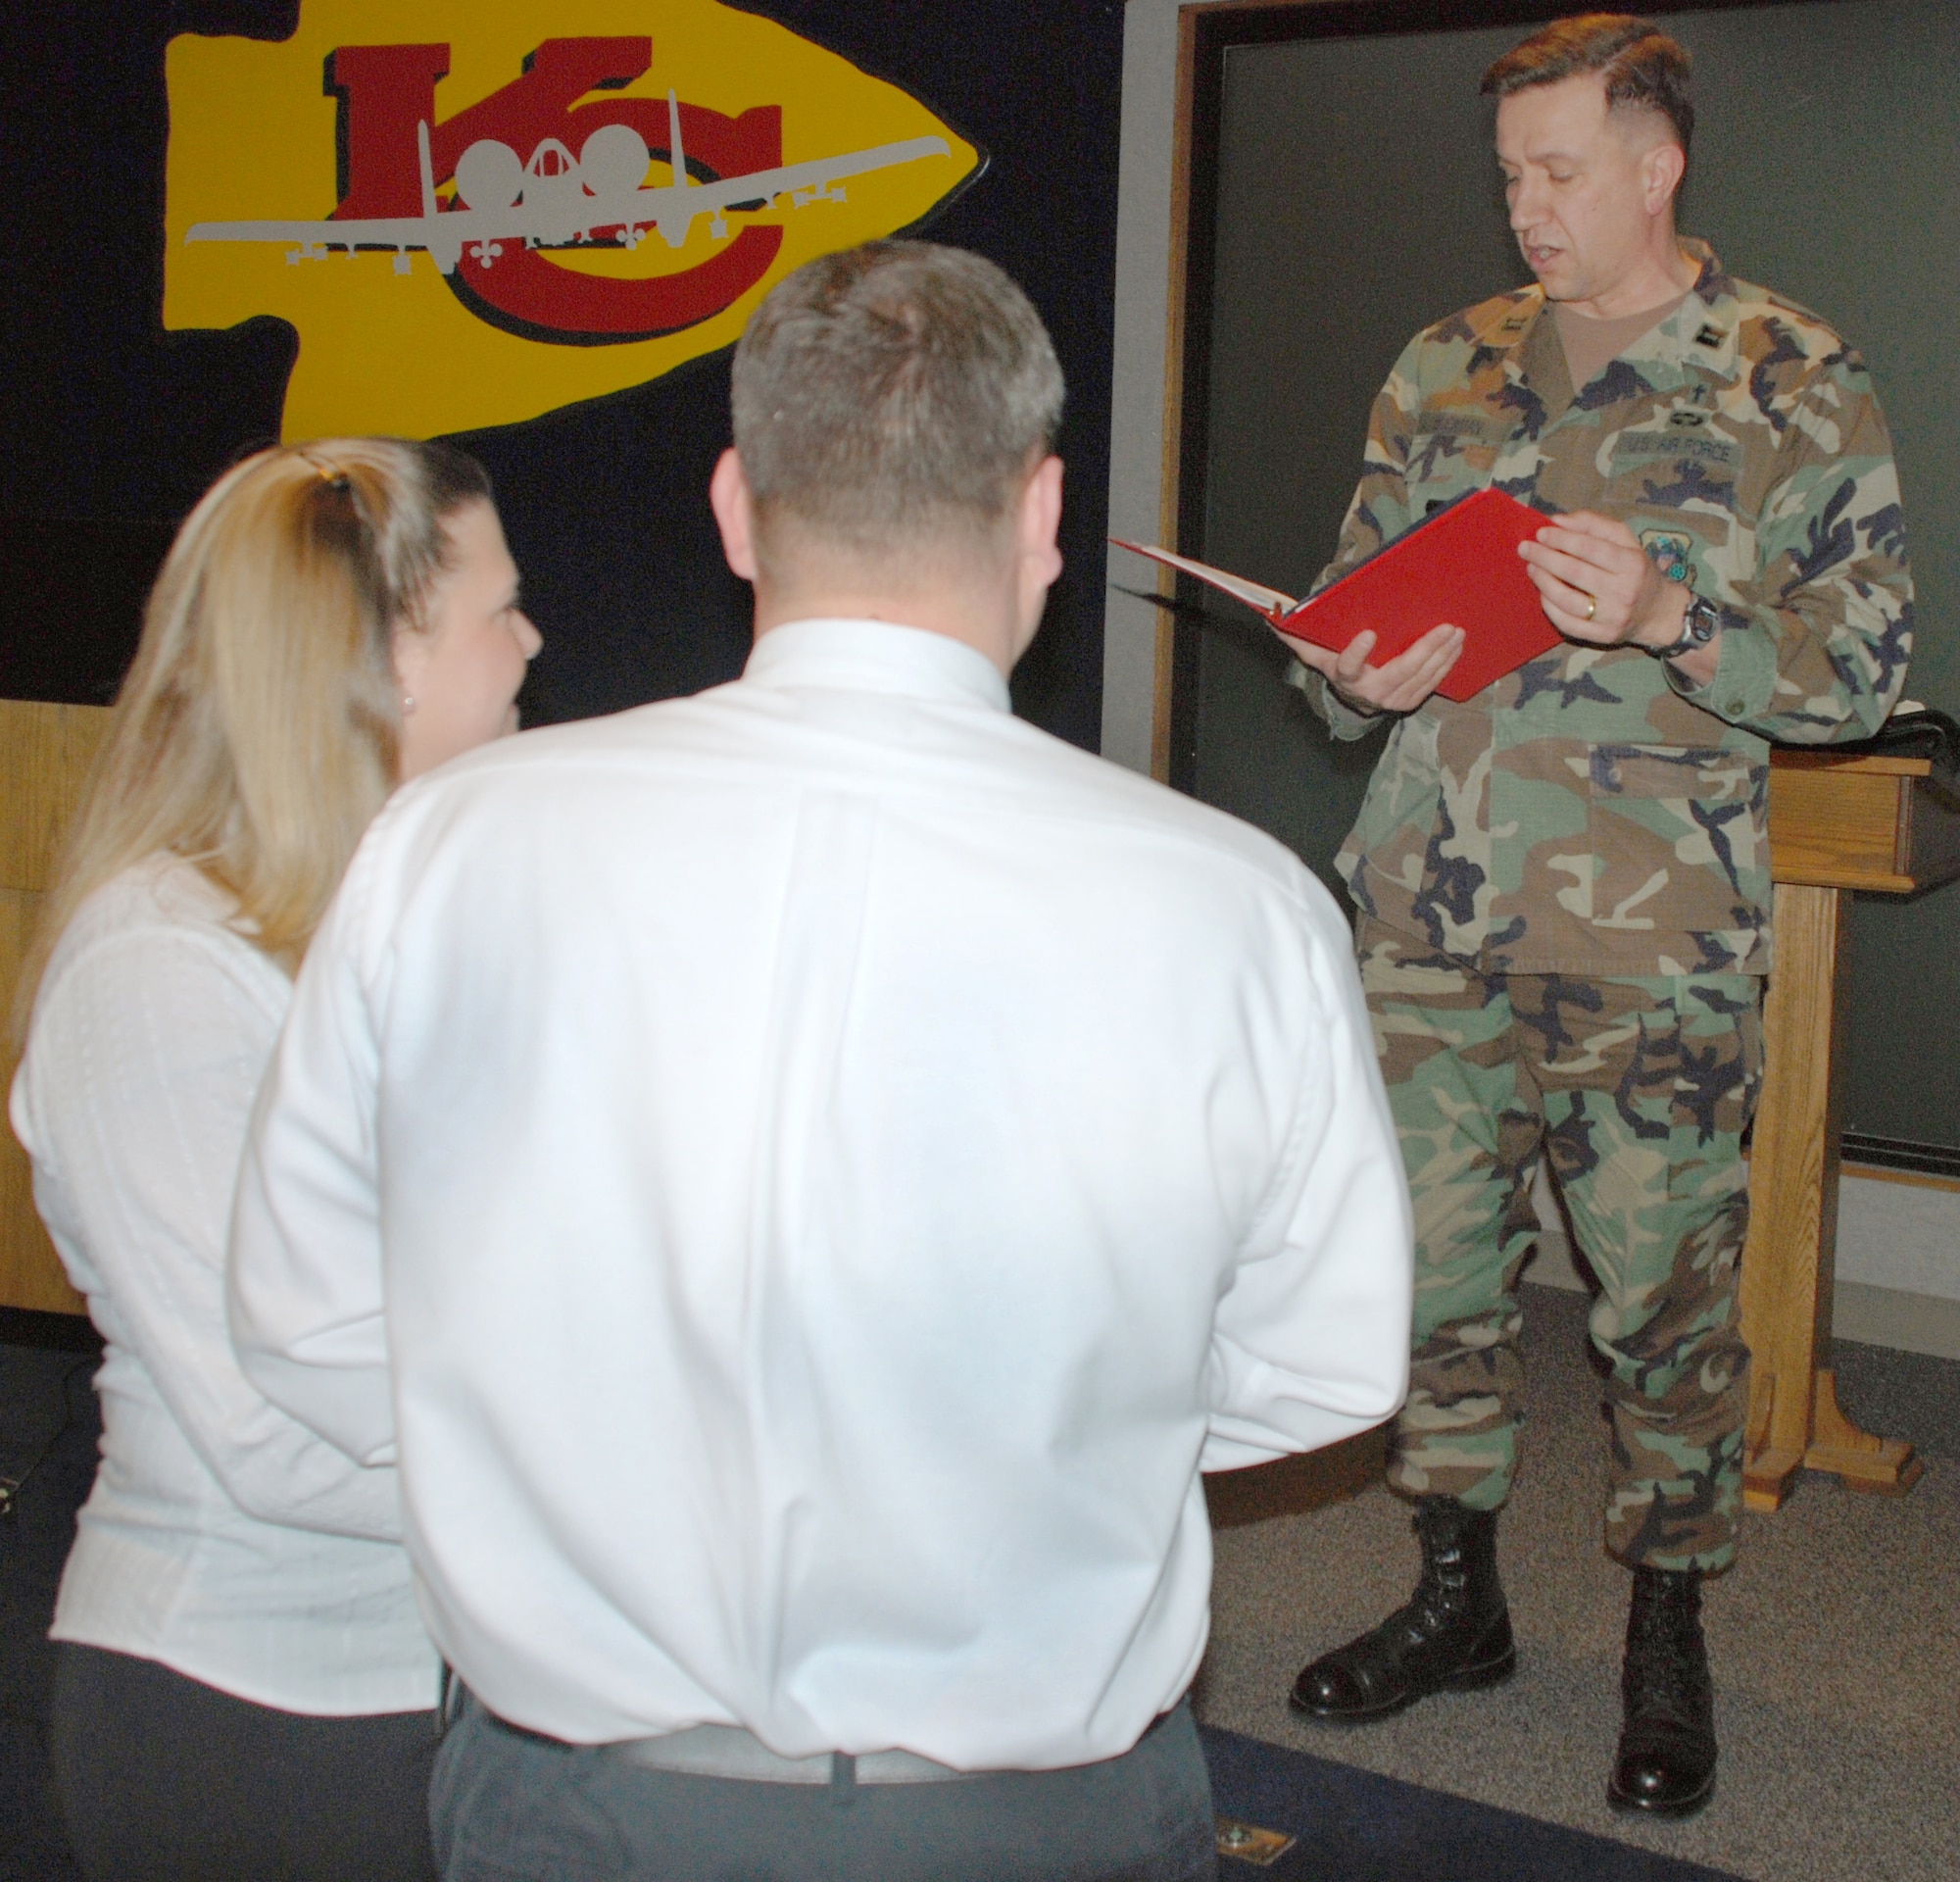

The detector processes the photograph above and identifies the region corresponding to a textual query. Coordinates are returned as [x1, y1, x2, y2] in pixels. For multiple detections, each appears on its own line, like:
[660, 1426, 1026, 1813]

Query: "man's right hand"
[1293, 621, 1465, 716]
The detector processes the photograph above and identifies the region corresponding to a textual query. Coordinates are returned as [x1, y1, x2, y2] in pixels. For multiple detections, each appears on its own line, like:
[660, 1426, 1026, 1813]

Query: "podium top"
[1769, 749, 1960, 895]
[1772, 751, 1932, 778]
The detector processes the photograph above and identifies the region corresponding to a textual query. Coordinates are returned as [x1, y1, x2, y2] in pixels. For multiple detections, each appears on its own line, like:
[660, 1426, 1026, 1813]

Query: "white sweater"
[10, 857, 438, 1715]
[230, 619, 1412, 1761]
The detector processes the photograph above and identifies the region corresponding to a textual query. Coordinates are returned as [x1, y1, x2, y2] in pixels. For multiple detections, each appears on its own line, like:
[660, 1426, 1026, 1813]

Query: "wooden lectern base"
[1737, 876, 1923, 1513]
[1738, 747, 1960, 1518]
[1743, 1365, 1923, 1511]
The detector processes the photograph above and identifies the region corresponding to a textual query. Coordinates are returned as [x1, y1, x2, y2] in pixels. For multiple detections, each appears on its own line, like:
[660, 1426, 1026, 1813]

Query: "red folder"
[1112, 487, 1562, 704]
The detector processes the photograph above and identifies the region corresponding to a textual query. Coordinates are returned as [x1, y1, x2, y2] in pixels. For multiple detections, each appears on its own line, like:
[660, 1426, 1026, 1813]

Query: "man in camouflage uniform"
[1285, 15, 1910, 1818]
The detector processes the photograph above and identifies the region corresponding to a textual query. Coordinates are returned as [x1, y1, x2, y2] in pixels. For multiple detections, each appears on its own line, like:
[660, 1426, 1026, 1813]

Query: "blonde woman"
[9, 440, 540, 1881]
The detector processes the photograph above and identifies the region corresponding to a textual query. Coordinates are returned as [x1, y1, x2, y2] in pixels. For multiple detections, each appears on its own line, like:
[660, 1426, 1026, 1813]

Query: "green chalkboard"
[1192, 0, 1960, 1150]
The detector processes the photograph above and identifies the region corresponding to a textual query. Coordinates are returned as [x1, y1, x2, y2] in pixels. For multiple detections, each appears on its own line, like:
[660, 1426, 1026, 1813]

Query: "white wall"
[1526, 1167, 1960, 1360]
[1102, 0, 1183, 774]
[1832, 1174, 1960, 1357]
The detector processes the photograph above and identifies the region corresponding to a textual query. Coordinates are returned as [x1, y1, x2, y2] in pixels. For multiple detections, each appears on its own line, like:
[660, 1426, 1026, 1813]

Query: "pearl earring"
[401, 694, 416, 715]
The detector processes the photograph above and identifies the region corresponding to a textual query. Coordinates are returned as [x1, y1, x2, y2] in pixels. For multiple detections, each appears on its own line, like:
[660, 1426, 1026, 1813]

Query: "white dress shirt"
[10, 857, 438, 1714]
[229, 618, 1411, 1765]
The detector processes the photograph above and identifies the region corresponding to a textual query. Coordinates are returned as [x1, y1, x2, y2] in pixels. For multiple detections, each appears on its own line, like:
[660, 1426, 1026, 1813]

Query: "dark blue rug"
[4, 1328, 1742, 1882]
[1201, 1724, 1743, 1882]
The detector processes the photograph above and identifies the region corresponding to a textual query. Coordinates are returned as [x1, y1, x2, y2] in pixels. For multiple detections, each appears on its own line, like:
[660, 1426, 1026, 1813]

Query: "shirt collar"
[742, 618, 1012, 715]
[1642, 237, 1740, 378]
[1501, 237, 1740, 397]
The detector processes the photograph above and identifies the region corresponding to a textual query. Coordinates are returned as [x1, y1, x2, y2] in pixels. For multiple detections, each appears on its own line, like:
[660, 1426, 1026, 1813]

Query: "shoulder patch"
[1728, 277, 1849, 359]
[1638, 528, 1695, 584]
[1429, 286, 1543, 351]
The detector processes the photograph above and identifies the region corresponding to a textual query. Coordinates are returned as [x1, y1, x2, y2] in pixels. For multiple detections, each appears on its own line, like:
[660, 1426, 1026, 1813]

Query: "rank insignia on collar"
[1694, 323, 1726, 348]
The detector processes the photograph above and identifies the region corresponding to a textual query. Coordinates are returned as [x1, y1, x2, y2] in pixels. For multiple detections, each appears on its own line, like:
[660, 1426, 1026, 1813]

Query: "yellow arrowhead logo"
[165, 0, 980, 439]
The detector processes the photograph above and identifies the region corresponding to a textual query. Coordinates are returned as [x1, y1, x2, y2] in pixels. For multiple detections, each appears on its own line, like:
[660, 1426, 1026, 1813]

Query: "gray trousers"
[430, 1693, 1217, 1882]
[51, 1642, 439, 1882]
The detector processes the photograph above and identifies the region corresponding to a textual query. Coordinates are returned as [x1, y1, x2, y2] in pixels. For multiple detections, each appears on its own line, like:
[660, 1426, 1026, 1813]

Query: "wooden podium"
[2, 699, 109, 1317]
[1741, 746, 1960, 1510]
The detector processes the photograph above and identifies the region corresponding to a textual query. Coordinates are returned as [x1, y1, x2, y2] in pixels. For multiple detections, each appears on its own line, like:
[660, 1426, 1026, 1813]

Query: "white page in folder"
[1110, 539, 1297, 619]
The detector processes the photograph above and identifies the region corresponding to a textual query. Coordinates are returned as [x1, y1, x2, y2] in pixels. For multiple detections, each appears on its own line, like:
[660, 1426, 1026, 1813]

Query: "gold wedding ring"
[1583, 594, 1597, 621]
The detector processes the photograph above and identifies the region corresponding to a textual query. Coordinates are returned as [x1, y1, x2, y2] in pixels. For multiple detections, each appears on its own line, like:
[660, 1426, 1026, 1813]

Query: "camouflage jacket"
[1304, 240, 1912, 977]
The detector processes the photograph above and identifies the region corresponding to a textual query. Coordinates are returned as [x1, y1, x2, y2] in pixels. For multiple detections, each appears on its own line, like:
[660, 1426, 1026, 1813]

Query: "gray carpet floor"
[1196, 1282, 1960, 1882]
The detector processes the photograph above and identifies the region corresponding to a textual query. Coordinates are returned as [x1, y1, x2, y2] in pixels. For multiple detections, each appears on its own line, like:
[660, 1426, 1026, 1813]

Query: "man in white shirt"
[228, 241, 1414, 1882]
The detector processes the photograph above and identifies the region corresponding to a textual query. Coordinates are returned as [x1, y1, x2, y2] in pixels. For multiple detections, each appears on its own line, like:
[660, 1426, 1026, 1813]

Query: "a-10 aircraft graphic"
[186, 89, 952, 273]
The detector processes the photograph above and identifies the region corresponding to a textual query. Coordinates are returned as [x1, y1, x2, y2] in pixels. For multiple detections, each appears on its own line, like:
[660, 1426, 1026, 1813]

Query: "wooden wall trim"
[1150, 0, 1361, 785]
[1149, 6, 1204, 783]
[2, 697, 111, 1316]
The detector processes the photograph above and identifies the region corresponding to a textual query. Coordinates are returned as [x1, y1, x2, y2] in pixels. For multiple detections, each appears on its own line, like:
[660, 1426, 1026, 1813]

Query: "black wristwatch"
[1640, 592, 1721, 661]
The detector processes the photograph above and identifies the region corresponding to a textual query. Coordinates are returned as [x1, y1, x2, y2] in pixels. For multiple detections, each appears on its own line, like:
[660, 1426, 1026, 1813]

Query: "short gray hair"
[731, 241, 1064, 556]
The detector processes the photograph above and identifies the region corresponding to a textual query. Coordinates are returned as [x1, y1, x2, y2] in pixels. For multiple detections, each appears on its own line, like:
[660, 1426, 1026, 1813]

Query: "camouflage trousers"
[1359, 918, 1761, 1572]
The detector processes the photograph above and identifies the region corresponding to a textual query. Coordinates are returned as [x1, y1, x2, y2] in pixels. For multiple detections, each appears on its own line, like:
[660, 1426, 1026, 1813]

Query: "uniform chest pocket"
[1605, 446, 1740, 592]
[1590, 745, 1751, 802]
[1608, 430, 1740, 527]
[1407, 416, 1508, 502]
[1585, 744, 1764, 929]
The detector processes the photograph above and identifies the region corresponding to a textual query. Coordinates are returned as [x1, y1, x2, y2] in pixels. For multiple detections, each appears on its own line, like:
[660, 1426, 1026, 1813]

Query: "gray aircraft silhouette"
[187, 90, 953, 274]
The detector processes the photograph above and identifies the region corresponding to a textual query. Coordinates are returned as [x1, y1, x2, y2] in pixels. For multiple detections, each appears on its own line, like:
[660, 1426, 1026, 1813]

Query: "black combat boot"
[1608, 1565, 1717, 1817]
[1289, 1497, 1516, 1723]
